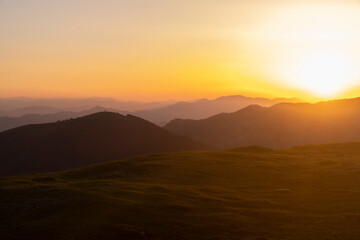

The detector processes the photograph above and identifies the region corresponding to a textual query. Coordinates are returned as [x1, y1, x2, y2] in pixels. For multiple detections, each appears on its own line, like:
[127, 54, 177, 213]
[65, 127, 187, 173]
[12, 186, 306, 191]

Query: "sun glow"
[245, 2, 360, 98]
[289, 51, 358, 97]
[3, 1, 360, 100]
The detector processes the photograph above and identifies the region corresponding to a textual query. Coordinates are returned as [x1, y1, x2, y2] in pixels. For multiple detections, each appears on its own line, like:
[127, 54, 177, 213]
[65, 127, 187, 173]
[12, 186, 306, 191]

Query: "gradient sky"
[2, 0, 360, 101]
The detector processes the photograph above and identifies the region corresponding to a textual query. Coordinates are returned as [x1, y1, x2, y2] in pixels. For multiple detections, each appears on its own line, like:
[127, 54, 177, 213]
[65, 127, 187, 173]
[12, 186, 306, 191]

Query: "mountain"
[2, 142, 360, 240]
[0, 106, 63, 117]
[0, 97, 174, 112]
[164, 97, 360, 149]
[133, 95, 298, 125]
[0, 95, 298, 131]
[0, 106, 129, 133]
[0, 112, 211, 176]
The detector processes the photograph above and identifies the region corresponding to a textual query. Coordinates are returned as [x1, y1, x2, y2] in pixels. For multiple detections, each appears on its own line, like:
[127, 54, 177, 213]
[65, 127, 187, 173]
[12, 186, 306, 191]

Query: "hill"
[1, 142, 360, 239]
[0, 112, 211, 176]
[133, 95, 296, 125]
[164, 97, 360, 148]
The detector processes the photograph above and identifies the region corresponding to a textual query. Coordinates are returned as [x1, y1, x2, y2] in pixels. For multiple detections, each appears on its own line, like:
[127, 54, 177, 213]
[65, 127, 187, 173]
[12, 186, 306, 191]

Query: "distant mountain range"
[0, 112, 211, 176]
[0, 97, 174, 112]
[0, 106, 62, 117]
[0, 95, 298, 132]
[165, 97, 360, 149]
[132, 95, 298, 125]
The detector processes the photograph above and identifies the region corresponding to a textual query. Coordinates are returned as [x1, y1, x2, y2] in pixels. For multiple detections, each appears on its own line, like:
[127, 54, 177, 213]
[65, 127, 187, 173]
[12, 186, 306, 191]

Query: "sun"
[290, 51, 358, 97]
[246, 2, 360, 99]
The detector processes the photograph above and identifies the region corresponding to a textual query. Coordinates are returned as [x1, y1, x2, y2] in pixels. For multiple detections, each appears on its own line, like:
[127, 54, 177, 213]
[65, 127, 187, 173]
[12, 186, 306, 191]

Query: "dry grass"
[2, 143, 360, 239]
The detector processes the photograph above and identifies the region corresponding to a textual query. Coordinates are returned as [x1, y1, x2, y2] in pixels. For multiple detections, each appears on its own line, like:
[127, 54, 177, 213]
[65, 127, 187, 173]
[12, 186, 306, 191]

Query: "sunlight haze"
[2, 0, 360, 100]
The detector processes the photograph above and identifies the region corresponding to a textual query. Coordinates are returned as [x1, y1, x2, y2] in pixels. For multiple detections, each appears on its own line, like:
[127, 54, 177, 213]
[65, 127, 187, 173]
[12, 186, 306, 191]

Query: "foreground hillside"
[165, 97, 360, 148]
[2, 142, 360, 240]
[0, 112, 211, 176]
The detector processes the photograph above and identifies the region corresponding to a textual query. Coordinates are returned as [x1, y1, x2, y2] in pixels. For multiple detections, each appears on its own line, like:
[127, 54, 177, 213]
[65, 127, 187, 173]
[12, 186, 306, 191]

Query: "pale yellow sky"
[2, 0, 360, 101]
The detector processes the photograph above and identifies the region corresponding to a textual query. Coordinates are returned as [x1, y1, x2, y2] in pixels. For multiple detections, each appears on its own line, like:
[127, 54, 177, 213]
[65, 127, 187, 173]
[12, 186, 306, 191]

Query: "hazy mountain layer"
[2, 142, 360, 240]
[0, 112, 211, 176]
[0, 97, 174, 112]
[0, 95, 297, 132]
[165, 97, 360, 148]
[0, 106, 63, 117]
[133, 95, 297, 125]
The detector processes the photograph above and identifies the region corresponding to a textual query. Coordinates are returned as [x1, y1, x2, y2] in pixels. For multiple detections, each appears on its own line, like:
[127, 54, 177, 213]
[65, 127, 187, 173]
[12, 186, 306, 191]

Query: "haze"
[2, 0, 360, 101]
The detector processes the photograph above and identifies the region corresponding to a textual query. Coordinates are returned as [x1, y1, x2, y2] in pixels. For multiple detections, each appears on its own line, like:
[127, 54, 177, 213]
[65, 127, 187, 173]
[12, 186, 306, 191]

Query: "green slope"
[2, 143, 360, 240]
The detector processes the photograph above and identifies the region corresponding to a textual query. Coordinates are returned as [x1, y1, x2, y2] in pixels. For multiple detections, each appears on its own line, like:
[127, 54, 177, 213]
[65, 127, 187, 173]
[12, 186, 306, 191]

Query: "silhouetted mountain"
[0, 106, 129, 133]
[133, 95, 298, 125]
[165, 97, 360, 149]
[0, 112, 211, 176]
[2, 142, 360, 240]
[0, 95, 298, 129]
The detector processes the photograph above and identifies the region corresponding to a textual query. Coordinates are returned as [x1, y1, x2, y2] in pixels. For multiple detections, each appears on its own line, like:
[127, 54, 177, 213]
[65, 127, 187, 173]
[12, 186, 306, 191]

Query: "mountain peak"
[0, 113, 211, 176]
[165, 98, 360, 149]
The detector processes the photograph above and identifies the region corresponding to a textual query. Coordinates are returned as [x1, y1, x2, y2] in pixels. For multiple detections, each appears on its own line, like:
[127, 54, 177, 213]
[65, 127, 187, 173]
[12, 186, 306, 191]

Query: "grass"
[2, 143, 360, 239]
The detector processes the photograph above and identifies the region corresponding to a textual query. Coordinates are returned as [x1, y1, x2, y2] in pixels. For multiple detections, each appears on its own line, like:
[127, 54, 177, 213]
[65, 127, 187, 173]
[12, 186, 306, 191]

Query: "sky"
[2, 0, 360, 101]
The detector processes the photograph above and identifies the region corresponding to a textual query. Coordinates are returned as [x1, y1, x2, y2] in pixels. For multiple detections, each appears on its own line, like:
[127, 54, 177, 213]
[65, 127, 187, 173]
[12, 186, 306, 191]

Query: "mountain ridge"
[164, 97, 360, 148]
[132, 95, 299, 125]
[0, 112, 212, 177]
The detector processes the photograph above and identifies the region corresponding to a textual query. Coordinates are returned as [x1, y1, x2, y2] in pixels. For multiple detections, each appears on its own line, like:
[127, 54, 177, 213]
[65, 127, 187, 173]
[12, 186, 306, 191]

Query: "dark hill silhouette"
[0, 106, 129, 133]
[0, 112, 211, 176]
[133, 95, 298, 125]
[164, 97, 360, 149]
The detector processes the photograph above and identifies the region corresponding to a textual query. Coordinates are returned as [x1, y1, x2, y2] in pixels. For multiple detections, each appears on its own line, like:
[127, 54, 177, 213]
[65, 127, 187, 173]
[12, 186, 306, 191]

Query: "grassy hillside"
[2, 143, 360, 239]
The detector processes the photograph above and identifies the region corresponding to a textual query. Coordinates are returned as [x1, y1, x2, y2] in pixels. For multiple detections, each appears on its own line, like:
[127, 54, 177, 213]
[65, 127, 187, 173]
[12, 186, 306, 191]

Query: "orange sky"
[2, 0, 360, 101]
